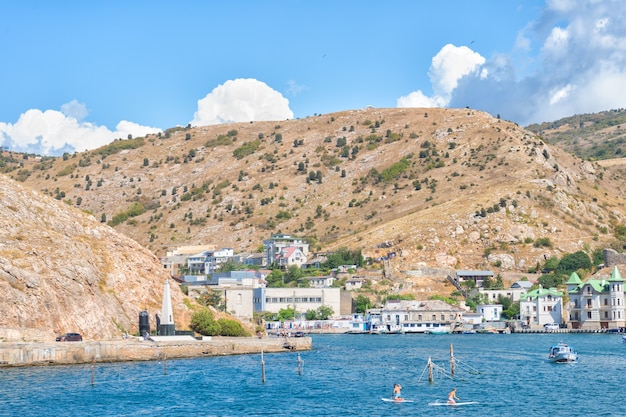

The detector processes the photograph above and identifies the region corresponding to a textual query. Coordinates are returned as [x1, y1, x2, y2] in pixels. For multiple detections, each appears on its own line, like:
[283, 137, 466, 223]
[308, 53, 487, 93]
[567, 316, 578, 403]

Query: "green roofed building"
[520, 286, 564, 328]
[567, 266, 625, 331]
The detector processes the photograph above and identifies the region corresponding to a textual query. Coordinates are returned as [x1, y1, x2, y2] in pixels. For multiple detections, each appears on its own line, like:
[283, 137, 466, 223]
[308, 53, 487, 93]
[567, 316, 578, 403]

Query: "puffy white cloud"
[398, 0, 626, 125]
[397, 44, 485, 109]
[0, 101, 161, 156]
[191, 78, 294, 127]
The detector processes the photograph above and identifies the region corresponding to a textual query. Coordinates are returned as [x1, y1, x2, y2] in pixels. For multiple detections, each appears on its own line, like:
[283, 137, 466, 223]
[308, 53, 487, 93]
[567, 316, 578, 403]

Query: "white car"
[544, 323, 559, 330]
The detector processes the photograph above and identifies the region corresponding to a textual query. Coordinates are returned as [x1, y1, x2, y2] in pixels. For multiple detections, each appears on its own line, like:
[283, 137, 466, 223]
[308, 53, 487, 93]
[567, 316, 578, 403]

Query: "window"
[547, 306, 552, 312]
[418, 315, 422, 321]
[587, 311, 592, 319]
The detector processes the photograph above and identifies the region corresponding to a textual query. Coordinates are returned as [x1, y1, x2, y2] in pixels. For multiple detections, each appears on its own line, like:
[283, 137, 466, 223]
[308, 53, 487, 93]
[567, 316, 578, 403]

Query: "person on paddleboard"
[447, 388, 459, 404]
[393, 383, 403, 401]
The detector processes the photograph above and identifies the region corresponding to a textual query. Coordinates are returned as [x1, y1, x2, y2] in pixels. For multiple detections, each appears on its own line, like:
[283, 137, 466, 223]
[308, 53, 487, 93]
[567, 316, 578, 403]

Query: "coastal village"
[161, 233, 626, 335]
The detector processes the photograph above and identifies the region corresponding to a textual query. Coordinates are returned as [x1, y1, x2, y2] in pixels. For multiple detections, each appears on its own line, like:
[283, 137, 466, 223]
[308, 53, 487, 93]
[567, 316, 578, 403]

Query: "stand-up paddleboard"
[428, 400, 478, 406]
[381, 398, 414, 403]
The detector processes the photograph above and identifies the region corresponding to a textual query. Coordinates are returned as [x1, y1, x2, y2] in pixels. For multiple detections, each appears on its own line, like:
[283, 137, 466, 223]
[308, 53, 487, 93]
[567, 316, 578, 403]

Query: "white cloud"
[0, 101, 161, 156]
[398, 0, 626, 125]
[286, 80, 307, 96]
[191, 78, 294, 127]
[60, 99, 88, 121]
[397, 44, 485, 109]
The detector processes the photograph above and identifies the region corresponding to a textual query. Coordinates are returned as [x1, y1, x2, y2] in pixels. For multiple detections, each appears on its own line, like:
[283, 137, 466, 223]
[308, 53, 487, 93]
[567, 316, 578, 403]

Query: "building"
[566, 266, 625, 330]
[305, 275, 335, 288]
[264, 234, 309, 266]
[187, 248, 236, 275]
[274, 246, 308, 268]
[519, 286, 563, 327]
[480, 281, 531, 303]
[345, 277, 366, 291]
[160, 244, 215, 276]
[476, 304, 503, 321]
[378, 299, 465, 333]
[456, 270, 495, 288]
[253, 287, 342, 318]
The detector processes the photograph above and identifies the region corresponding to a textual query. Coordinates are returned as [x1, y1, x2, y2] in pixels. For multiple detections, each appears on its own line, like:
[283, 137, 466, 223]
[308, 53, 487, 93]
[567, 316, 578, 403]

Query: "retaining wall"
[0, 336, 311, 367]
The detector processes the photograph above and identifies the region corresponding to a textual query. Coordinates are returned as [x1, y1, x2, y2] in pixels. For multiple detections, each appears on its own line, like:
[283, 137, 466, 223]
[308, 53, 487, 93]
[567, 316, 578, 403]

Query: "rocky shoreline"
[0, 335, 312, 367]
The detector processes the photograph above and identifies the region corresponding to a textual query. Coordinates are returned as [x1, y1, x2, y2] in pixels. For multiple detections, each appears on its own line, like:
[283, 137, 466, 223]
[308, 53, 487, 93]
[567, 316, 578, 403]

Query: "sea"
[1, 332, 625, 417]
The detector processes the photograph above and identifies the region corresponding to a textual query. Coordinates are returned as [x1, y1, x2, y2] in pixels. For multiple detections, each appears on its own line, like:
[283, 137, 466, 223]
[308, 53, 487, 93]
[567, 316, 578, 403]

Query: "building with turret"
[566, 266, 624, 330]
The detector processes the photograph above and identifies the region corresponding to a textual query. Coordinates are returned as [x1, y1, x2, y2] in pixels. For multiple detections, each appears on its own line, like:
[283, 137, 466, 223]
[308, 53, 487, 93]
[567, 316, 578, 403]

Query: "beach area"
[0, 335, 312, 367]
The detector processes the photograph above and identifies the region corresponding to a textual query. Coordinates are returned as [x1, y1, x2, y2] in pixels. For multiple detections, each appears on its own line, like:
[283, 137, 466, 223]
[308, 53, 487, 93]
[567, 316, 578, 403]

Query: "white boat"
[549, 342, 578, 363]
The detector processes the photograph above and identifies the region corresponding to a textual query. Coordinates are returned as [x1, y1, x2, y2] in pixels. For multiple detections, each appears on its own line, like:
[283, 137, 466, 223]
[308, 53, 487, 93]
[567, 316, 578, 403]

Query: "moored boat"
[549, 342, 578, 363]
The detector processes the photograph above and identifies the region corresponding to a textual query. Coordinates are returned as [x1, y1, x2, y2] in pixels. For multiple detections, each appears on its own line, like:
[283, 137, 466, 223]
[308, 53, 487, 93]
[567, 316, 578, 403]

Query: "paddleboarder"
[447, 388, 459, 405]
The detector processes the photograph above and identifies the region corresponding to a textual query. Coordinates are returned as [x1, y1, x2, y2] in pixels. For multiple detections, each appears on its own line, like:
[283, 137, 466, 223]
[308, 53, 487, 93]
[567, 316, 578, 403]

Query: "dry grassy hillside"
[0, 175, 194, 342]
[11, 107, 626, 277]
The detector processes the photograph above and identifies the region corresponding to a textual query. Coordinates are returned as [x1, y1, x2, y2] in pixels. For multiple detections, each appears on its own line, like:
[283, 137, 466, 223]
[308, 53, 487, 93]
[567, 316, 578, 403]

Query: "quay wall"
[0, 336, 311, 367]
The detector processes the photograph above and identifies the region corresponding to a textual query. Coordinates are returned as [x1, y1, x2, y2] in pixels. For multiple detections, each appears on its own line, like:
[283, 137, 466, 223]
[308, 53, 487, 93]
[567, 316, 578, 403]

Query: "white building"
[378, 299, 465, 333]
[519, 286, 563, 327]
[264, 234, 309, 266]
[567, 267, 625, 330]
[476, 304, 503, 321]
[254, 287, 341, 318]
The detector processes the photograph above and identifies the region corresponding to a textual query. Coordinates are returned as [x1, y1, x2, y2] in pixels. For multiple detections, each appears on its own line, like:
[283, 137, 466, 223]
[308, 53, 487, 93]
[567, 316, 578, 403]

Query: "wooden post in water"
[163, 353, 167, 375]
[91, 358, 95, 387]
[297, 353, 303, 376]
[450, 343, 455, 377]
[261, 350, 266, 383]
[427, 357, 434, 383]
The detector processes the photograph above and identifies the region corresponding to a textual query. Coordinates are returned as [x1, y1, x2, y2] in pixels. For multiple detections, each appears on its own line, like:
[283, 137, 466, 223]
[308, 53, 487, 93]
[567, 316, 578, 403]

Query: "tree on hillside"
[266, 269, 285, 287]
[323, 247, 364, 269]
[557, 251, 591, 274]
[354, 295, 371, 313]
[537, 273, 563, 289]
[542, 256, 560, 272]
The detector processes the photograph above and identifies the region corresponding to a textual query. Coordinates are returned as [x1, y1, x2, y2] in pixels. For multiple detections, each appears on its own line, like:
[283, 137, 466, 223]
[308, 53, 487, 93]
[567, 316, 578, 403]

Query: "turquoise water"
[1, 333, 625, 416]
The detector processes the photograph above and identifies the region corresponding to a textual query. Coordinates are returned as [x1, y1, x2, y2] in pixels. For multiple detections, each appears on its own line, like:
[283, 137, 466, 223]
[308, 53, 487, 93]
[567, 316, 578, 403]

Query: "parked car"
[544, 323, 559, 331]
[56, 332, 83, 342]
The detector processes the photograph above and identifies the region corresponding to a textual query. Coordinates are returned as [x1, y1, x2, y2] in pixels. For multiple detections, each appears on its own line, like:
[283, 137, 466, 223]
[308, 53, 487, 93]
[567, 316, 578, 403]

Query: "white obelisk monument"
[158, 279, 175, 336]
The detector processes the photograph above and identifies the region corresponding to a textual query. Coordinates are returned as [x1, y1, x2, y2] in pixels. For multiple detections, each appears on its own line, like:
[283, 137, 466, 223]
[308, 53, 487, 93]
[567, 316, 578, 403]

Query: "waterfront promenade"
[0, 335, 312, 367]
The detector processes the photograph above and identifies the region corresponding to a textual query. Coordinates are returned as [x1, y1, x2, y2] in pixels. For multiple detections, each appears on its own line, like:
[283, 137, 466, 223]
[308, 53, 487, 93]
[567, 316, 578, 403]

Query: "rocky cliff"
[0, 174, 193, 342]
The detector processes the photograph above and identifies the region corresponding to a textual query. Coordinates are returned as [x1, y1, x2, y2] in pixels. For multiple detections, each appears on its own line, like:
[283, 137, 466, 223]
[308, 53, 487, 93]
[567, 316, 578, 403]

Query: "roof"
[566, 272, 583, 285]
[567, 267, 623, 293]
[456, 270, 494, 277]
[382, 299, 465, 312]
[520, 287, 563, 300]
[511, 280, 533, 289]
[609, 266, 624, 282]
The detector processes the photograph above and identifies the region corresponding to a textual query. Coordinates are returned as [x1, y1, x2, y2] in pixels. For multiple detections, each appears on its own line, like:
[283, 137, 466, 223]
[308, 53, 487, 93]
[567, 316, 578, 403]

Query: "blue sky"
[2, 0, 626, 156]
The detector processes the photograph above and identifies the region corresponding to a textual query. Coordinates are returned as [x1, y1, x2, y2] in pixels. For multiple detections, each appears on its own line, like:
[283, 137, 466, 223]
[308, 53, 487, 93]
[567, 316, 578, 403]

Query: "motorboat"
[549, 342, 578, 363]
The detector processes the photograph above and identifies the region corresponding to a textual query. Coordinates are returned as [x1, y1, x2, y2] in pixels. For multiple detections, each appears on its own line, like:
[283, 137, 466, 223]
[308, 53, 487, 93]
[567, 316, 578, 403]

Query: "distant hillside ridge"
[7, 107, 626, 277]
[526, 108, 626, 161]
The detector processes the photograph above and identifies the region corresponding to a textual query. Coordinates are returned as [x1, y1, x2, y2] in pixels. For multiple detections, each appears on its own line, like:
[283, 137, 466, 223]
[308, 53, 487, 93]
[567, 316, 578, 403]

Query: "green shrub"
[189, 309, 221, 336]
[217, 318, 250, 336]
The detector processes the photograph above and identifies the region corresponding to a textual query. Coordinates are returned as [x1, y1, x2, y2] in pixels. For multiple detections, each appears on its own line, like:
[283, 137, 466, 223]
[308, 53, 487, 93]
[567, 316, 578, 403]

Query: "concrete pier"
[0, 336, 312, 367]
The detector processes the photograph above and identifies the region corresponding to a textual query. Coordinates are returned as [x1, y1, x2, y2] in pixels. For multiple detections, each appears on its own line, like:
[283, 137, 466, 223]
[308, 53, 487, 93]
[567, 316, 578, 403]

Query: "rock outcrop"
[0, 175, 192, 342]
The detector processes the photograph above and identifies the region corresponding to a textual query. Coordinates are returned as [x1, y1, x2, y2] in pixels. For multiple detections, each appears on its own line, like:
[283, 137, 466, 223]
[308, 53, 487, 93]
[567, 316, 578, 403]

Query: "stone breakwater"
[0, 336, 312, 367]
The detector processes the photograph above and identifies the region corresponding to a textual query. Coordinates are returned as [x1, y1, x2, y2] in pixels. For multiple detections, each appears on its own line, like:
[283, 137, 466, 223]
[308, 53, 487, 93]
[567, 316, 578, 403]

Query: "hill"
[6, 107, 626, 279]
[526, 108, 626, 161]
[0, 174, 193, 342]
